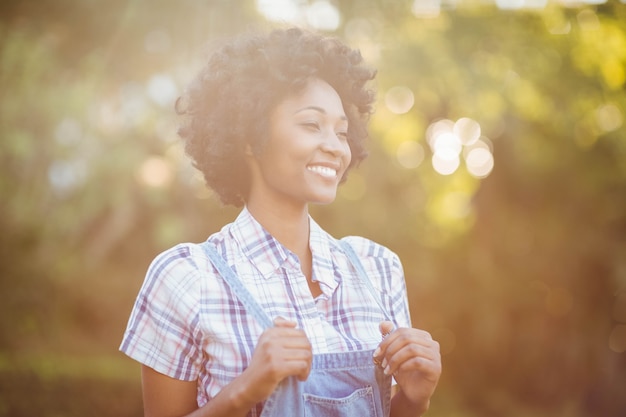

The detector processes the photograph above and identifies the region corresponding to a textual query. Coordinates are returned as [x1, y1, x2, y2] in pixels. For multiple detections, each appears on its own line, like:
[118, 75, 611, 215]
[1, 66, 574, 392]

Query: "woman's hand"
[374, 321, 441, 414]
[236, 317, 313, 404]
[141, 317, 312, 417]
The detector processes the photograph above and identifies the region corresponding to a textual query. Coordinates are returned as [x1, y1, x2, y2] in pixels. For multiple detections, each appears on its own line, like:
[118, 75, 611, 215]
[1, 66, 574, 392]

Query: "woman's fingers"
[251, 317, 313, 384]
[373, 326, 440, 376]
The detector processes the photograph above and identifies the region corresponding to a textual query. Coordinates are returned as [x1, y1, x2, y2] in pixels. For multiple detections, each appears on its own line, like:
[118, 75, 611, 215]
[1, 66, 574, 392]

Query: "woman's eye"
[302, 122, 320, 130]
[337, 131, 348, 140]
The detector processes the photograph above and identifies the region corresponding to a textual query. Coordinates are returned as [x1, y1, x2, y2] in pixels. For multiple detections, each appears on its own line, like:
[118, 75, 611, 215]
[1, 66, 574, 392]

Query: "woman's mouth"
[307, 165, 338, 179]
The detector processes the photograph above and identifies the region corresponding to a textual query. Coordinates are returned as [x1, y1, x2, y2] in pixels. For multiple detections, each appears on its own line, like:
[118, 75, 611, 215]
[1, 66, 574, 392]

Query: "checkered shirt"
[120, 207, 411, 411]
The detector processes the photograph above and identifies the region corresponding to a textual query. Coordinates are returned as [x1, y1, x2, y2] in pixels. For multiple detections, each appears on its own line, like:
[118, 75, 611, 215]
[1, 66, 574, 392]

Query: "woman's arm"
[141, 365, 258, 417]
[141, 318, 312, 417]
[142, 366, 204, 417]
[389, 386, 430, 417]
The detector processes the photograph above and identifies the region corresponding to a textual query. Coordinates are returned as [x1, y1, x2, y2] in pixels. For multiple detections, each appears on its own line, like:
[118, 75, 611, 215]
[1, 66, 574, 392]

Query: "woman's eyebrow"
[294, 106, 348, 121]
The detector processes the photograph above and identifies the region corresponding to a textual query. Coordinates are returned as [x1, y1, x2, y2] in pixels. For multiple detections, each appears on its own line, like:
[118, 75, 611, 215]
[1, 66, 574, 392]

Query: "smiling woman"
[120, 27, 441, 417]
[245, 78, 352, 209]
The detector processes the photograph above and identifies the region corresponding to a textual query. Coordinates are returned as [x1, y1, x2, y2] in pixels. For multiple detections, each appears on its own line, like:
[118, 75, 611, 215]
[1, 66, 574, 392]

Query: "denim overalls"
[204, 241, 394, 417]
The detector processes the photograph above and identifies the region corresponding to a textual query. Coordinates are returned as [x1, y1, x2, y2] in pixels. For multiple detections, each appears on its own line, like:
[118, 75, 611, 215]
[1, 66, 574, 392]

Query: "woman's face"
[246, 78, 351, 210]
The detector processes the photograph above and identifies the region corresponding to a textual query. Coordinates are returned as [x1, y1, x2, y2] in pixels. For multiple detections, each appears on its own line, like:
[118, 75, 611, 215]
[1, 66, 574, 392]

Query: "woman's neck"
[246, 200, 310, 256]
[246, 201, 320, 296]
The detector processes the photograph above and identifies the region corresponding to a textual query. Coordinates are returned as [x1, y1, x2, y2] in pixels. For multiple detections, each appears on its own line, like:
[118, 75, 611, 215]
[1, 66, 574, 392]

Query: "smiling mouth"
[307, 165, 338, 179]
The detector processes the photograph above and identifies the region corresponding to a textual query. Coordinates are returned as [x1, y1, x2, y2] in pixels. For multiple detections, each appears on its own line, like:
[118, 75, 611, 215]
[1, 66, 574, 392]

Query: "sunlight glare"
[427, 118, 494, 178]
[595, 103, 623, 133]
[465, 147, 494, 178]
[147, 74, 179, 108]
[426, 119, 455, 148]
[256, 0, 302, 23]
[120, 82, 149, 128]
[432, 148, 460, 175]
[48, 159, 87, 196]
[453, 117, 481, 146]
[306, 1, 341, 31]
[432, 132, 462, 156]
[137, 156, 173, 188]
[343, 18, 382, 62]
[411, 0, 441, 18]
[496, 0, 548, 8]
[385, 86, 415, 115]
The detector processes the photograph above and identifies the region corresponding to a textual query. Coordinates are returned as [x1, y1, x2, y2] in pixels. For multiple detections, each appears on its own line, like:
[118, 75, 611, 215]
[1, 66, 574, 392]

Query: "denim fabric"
[204, 244, 393, 417]
[261, 349, 391, 417]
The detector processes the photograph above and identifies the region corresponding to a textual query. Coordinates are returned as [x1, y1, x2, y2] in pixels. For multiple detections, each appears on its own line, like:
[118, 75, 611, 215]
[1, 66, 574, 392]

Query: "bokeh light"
[256, 0, 341, 31]
[432, 148, 461, 175]
[48, 159, 88, 196]
[453, 117, 481, 146]
[136, 156, 174, 188]
[305, 1, 341, 31]
[344, 17, 382, 62]
[147, 74, 179, 108]
[465, 147, 494, 178]
[426, 118, 495, 177]
[412, 0, 442, 18]
[595, 103, 623, 133]
[255, 0, 301, 22]
[384, 86, 415, 115]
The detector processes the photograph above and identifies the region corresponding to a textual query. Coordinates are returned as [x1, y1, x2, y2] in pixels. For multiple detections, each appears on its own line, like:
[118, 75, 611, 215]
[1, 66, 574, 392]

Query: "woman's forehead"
[277, 78, 346, 119]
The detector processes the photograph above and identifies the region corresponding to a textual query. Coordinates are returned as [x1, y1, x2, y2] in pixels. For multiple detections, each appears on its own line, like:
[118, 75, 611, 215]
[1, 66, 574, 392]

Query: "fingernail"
[373, 347, 380, 357]
[381, 358, 387, 369]
[384, 365, 390, 375]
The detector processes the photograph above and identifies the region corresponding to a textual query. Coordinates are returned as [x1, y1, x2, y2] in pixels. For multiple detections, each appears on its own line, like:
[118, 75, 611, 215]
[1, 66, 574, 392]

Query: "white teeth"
[307, 165, 337, 178]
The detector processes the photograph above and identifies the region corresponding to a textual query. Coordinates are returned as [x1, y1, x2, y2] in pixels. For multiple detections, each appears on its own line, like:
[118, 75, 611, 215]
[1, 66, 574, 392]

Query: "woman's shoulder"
[145, 241, 217, 283]
[150, 241, 206, 264]
[338, 235, 400, 262]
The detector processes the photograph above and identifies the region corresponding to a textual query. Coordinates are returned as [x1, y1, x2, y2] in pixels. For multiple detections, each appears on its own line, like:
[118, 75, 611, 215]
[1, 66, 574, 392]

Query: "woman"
[120, 27, 441, 417]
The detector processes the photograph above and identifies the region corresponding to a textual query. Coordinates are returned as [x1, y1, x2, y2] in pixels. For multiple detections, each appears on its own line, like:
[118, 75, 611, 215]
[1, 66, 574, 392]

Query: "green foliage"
[1, 0, 625, 415]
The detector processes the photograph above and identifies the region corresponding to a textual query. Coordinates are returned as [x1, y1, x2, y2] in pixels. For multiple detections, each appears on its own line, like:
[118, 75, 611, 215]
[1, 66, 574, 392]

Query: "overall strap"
[202, 244, 274, 330]
[339, 240, 395, 326]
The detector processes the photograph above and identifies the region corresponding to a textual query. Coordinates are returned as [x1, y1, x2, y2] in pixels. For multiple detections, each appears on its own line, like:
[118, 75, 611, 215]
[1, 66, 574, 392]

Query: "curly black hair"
[176, 27, 377, 207]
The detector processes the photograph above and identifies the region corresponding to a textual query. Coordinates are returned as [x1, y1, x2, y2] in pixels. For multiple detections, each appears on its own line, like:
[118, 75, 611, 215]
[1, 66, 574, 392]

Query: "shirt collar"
[229, 207, 340, 289]
[229, 207, 292, 279]
[309, 216, 339, 292]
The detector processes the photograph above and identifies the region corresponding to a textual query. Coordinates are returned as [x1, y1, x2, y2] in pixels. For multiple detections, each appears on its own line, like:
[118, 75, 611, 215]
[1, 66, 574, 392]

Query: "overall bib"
[204, 241, 394, 417]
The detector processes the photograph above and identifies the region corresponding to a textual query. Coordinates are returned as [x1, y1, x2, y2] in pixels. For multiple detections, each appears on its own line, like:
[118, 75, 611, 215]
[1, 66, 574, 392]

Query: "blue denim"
[262, 349, 391, 417]
[204, 243, 393, 417]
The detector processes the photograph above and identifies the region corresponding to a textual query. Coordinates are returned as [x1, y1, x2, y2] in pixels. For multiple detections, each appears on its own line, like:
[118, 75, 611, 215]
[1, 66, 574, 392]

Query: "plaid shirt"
[120, 207, 411, 408]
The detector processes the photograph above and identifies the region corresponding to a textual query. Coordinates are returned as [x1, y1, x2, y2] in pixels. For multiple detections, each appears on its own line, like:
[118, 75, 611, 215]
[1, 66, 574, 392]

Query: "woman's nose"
[320, 131, 347, 156]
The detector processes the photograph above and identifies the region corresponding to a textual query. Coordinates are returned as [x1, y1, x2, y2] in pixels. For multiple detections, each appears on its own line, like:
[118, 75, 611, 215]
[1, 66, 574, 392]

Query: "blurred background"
[1, 0, 625, 415]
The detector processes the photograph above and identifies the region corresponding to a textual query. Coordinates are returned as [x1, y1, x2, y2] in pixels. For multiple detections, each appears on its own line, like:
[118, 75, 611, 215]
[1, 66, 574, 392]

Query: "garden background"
[1, 0, 625, 415]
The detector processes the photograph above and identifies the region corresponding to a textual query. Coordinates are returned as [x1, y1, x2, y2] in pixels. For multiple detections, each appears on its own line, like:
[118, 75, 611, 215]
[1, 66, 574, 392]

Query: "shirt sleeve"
[119, 244, 204, 381]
